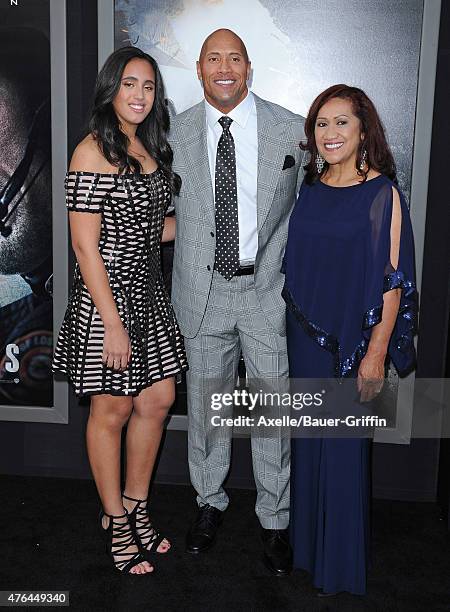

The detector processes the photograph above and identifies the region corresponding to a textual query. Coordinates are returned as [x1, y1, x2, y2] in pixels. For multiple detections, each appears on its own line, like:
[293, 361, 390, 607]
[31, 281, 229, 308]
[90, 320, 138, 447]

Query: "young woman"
[53, 47, 188, 575]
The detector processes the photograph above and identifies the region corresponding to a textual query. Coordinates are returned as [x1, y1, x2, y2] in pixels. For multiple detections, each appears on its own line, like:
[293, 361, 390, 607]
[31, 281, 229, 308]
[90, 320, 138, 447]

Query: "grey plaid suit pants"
[184, 270, 290, 529]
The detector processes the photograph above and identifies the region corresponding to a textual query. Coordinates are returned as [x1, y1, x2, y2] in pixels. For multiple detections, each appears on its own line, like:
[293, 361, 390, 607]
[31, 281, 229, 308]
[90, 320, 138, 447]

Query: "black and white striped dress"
[52, 170, 188, 396]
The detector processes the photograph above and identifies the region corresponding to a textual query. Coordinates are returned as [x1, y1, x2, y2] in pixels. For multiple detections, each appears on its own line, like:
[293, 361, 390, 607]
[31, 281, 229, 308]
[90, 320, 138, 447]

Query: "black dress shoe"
[261, 528, 293, 576]
[186, 504, 223, 554]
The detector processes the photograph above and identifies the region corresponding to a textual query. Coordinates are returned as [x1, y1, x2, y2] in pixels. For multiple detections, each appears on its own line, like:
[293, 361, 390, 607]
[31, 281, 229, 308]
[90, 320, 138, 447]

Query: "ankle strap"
[102, 510, 128, 519]
[122, 493, 147, 504]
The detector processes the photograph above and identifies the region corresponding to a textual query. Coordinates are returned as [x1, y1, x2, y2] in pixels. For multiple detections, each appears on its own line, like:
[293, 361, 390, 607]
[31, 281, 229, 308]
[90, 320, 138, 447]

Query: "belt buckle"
[235, 264, 254, 277]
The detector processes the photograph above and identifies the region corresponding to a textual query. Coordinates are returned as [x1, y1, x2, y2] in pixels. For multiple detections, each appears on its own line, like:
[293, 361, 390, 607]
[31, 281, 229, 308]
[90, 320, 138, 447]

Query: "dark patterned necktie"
[214, 116, 239, 280]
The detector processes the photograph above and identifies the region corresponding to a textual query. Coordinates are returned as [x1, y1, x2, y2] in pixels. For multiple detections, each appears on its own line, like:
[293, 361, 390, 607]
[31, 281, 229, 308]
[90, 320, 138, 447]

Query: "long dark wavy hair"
[89, 46, 181, 194]
[301, 84, 397, 185]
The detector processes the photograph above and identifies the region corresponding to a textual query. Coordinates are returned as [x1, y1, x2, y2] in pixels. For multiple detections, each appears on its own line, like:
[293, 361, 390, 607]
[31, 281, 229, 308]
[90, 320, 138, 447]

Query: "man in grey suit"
[169, 29, 304, 575]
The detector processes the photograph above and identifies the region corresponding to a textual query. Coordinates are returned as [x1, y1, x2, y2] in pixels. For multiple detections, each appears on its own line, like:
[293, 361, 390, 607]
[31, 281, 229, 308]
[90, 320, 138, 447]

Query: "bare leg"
[123, 377, 175, 552]
[86, 394, 153, 574]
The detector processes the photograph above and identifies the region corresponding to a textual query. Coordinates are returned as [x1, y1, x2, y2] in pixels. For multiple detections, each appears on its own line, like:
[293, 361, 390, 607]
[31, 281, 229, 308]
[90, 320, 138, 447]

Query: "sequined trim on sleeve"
[282, 269, 417, 378]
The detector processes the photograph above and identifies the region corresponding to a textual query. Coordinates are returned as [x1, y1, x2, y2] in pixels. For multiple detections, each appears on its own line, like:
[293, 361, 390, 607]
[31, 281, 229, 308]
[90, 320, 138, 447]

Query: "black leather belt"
[234, 265, 255, 276]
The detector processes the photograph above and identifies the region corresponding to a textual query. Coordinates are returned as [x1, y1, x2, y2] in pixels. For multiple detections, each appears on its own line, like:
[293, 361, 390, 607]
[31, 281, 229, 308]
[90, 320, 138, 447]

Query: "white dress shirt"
[204, 91, 258, 265]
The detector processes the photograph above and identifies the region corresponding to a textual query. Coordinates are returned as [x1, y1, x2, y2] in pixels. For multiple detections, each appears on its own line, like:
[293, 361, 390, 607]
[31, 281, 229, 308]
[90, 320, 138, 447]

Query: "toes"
[130, 561, 153, 574]
[156, 538, 171, 553]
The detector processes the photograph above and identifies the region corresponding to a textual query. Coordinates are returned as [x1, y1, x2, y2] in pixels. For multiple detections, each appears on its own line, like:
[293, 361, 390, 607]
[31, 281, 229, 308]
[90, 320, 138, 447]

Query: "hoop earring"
[359, 148, 367, 171]
[316, 153, 325, 174]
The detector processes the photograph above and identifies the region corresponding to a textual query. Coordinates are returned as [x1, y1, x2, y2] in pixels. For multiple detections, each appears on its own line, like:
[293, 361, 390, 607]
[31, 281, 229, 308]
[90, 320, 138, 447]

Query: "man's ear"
[196, 61, 202, 81]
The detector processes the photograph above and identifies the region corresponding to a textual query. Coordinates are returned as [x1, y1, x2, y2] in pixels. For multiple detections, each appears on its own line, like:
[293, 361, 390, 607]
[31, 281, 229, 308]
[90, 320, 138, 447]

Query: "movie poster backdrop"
[0, 0, 53, 408]
[113, 0, 424, 428]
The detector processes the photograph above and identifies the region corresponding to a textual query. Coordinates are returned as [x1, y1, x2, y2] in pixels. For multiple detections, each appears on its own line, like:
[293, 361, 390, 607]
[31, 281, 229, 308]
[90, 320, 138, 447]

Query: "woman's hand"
[357, 352, 385, 402]
[102, 323, 131, 371]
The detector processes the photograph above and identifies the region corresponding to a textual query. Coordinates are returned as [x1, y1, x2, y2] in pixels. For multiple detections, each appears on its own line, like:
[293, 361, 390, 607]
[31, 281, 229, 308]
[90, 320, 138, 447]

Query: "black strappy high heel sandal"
[100, 509, 152, 574]
[122, 494, 170, 557]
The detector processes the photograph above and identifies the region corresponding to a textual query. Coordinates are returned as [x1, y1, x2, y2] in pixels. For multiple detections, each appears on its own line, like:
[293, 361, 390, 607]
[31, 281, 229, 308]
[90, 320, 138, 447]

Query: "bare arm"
[69, 139, 130, 370]
[358, 186, 402, 401]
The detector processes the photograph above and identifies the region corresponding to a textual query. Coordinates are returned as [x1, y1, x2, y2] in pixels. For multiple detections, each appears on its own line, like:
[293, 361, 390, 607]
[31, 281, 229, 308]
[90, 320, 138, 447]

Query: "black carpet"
[1, 475, 449, 612]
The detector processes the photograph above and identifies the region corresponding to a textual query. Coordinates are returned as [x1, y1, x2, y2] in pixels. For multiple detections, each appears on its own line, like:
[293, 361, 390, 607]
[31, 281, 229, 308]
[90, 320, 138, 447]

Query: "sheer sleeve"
[363, 182, 418, 375]
[281, 181, 307, 274]
[65, 172, 109, 213]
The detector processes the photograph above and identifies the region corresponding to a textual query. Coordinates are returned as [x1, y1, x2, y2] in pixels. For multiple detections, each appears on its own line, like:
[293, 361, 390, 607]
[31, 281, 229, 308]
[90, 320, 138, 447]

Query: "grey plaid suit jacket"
[169, 93, 305, 339]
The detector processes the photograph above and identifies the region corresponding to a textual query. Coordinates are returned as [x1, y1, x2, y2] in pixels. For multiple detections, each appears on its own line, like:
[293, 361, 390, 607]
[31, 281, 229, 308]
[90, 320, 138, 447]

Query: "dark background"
[0, 0, 449, 516]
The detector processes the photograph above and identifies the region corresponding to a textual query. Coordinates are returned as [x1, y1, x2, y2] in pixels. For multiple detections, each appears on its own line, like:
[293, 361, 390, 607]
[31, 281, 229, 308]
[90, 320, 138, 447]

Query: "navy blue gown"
[282, 174, 417, 595]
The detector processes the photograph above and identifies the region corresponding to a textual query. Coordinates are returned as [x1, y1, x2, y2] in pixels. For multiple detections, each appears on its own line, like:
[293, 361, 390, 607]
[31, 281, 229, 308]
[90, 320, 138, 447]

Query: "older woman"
[283, 85, 417, 595]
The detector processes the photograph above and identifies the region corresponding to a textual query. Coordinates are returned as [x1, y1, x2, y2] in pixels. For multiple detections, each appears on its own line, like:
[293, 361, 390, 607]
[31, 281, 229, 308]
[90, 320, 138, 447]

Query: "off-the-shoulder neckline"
[66, 168, 161, 178]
